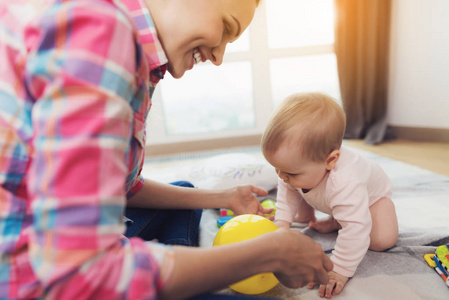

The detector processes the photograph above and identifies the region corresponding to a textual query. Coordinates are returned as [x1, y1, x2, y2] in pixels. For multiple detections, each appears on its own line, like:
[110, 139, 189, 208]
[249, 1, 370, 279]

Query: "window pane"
[270, 54, 341, 108]
[226, 29, 250, 53]
[266, 0, 334, 49]
[159, 62, 255, 135]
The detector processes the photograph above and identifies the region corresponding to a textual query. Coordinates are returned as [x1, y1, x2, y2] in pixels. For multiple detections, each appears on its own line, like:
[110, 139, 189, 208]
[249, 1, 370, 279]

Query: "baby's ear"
[326, 150, 340, 170]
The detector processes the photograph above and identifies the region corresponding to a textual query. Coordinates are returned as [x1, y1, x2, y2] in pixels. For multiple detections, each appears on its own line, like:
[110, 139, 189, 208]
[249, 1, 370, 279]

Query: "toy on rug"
[424, 244, 449, 288]
[216, 199, 277, 228]
[213, 214, 279, 295]
[220, 208, 235, 217]
[216, 209, 235, 228]
[260, 199, 276, 216]
[217, 216, 234, 228]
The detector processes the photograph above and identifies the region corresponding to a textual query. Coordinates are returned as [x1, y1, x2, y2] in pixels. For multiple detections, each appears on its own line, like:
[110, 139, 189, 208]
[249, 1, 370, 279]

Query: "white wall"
[388, 0, 449, 129]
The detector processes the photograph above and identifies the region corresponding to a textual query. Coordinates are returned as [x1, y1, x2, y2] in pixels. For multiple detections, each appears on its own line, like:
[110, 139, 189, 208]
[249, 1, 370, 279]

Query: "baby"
[261, 92, 398, 298]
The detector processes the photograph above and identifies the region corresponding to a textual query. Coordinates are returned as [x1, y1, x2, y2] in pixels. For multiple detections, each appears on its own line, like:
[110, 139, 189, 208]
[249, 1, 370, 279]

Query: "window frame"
[146, 1, 336, 155]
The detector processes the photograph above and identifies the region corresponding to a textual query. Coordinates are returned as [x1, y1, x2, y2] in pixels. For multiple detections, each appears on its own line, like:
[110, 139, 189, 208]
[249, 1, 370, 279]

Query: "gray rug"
[144, 146, 449, 299]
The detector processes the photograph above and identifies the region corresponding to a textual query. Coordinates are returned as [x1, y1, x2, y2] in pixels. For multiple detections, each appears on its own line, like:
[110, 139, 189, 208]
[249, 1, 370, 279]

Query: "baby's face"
[266, 143, 328, 191]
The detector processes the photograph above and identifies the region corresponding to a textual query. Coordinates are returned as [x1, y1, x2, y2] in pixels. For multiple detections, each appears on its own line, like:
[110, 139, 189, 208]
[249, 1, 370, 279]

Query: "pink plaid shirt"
[0, 0, 174, 298]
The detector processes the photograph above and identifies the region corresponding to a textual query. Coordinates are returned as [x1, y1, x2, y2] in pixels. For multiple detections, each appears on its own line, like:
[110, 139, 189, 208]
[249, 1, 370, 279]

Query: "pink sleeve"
[127, 176, 145, 199]
[328, 181, 372, 277]
[275, 178, 304, 223]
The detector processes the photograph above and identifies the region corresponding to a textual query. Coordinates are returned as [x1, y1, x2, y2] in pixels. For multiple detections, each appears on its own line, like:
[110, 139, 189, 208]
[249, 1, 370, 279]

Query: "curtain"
[334, 0, 392, 144]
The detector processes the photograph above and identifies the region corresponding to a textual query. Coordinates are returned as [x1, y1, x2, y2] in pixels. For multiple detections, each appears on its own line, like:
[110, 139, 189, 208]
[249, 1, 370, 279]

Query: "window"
[147, 0, 340, 148]
[159, 61, 255, 136]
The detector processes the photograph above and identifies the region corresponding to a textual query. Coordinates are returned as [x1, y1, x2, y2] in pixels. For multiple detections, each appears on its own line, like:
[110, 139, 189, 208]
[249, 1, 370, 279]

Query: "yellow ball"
[213, 214, 279, 295]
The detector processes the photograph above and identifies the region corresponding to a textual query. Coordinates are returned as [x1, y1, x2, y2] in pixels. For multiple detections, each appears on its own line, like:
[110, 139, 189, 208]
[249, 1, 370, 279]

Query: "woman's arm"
[127, 179, 273, 216]
[160, 228, 333, 300]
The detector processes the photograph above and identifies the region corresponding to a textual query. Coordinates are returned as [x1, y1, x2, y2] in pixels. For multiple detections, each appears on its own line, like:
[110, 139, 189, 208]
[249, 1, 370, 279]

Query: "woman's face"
[149, 0, 257, 78]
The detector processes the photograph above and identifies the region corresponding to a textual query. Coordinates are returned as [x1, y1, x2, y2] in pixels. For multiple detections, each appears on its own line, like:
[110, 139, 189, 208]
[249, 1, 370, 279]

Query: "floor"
[145, 138, 449, 178]
[346, 138, 449, 177]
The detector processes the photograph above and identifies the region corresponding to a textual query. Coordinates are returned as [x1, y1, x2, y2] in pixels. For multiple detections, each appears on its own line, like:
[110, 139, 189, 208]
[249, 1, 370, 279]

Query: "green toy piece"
[261, 199, 276, 216]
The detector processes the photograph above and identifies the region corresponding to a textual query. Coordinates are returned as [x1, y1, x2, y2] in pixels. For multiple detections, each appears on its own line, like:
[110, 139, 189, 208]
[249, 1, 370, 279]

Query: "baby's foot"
[309, 216, 341, 233]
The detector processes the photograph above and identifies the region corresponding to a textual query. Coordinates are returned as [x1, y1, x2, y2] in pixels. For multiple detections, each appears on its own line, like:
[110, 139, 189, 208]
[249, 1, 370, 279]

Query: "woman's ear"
[326, 150, 340, 170]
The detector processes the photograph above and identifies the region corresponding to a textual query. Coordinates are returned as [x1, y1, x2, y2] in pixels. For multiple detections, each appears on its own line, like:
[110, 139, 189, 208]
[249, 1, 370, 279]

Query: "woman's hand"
[224, 185, 273, 218]
[271, 228, 333, 288]
[162, 227, 333, 300]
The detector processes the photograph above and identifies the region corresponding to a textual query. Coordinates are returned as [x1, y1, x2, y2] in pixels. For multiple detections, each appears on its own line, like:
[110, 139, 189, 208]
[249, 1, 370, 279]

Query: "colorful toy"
[424, 244, 449, 288]
[260, 199, 276, 216]
[217, 216, 234, 228]
[220, 208, 235, 217]
[435, 244, 449, 275]
[213, 214, 279, 295]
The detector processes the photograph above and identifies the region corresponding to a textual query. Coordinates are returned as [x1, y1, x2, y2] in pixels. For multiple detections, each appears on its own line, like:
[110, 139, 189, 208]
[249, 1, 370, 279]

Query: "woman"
[0, 0, 333, 299]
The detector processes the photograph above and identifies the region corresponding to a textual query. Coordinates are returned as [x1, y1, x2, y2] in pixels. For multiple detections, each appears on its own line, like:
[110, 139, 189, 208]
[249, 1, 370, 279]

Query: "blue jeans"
[124, 181, 203, 246]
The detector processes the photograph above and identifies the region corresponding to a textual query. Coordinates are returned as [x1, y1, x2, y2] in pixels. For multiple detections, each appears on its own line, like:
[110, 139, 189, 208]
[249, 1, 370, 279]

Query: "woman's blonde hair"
[261, 92, 346, 162]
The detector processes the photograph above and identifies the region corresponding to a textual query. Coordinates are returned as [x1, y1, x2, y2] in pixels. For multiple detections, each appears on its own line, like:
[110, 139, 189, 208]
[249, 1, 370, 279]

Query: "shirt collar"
[119, 0, 168, 71]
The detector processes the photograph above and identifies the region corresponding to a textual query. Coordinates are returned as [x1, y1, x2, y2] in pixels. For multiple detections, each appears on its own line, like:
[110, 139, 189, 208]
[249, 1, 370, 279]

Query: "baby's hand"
[308, 271, 348, 298]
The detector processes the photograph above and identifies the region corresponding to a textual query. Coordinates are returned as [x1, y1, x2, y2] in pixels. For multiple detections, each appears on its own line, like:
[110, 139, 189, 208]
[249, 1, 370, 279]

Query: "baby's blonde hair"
[261, 92, 346, 162]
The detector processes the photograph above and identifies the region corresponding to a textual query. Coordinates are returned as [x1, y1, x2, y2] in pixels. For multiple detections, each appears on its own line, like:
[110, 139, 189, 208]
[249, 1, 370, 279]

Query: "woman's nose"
[210, 43, 226, 66]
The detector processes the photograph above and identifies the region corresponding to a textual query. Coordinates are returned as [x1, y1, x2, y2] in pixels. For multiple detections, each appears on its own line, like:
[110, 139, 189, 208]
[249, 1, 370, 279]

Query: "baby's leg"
[369, 197, 398, 251]
[293, 198, 316, 223]
[309, 215, 341, 233]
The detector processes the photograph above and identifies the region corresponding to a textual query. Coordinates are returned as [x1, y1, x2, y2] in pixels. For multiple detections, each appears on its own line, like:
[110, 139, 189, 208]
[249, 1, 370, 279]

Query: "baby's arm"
[330, 188, 371, 278]
[311, 182, 372, 297]
[275, 220, 291, 229]
[275, 178, 310, 226]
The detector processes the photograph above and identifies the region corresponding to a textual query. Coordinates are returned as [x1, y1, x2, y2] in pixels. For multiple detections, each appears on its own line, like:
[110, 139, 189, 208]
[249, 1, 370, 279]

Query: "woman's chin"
[167, 64, 185, 79]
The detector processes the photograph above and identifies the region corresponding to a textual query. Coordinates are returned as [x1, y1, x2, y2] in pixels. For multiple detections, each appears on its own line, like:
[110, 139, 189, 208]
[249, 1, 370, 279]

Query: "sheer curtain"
[334, 0, 392, 144]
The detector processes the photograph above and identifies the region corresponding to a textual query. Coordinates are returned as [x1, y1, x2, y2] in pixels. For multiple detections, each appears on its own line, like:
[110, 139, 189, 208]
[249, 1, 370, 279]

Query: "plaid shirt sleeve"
[21, 1, 173, 298]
